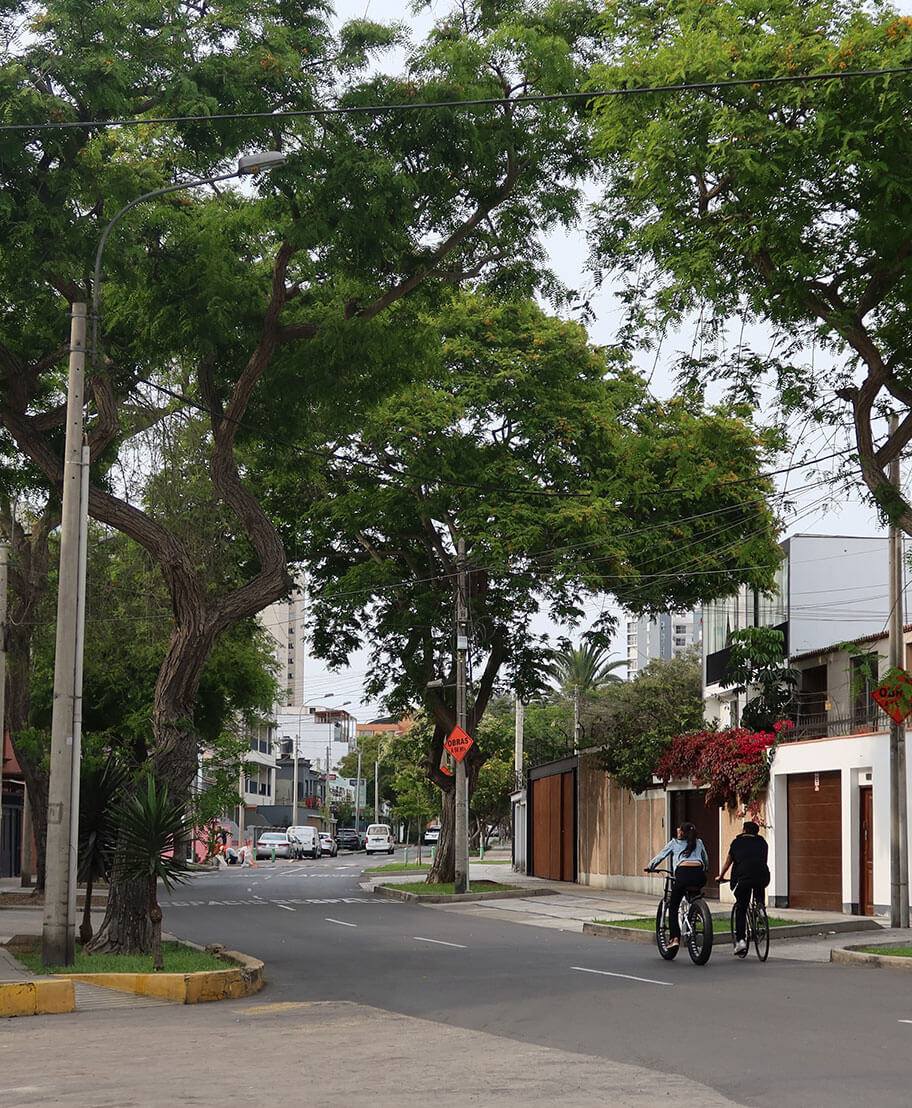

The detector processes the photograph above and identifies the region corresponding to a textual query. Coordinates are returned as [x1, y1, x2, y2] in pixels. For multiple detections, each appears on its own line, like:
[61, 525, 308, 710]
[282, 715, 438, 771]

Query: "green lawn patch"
[855, 945, 912, 957]
[16, 940, 228, 975]
[596, 915, 800, 931]
[380, 880, 521, 896]
[365, 862, 430, 873]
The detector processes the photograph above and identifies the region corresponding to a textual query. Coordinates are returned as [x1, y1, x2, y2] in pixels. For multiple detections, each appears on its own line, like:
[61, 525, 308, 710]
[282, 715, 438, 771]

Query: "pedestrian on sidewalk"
[646, 822, 709, 951]
[718, 820, 769, 956]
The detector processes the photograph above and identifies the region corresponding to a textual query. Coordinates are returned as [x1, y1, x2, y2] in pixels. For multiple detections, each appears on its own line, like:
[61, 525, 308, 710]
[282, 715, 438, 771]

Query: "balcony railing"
[789, 703, 892, 741]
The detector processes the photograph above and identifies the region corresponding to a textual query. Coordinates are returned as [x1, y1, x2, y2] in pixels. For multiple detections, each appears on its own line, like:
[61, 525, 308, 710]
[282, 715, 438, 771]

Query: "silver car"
[255, 831, 293, 860]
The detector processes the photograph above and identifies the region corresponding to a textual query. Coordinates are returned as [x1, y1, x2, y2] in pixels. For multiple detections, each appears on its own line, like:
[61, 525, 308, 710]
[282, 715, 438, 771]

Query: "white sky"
[304, 0, 895, 723]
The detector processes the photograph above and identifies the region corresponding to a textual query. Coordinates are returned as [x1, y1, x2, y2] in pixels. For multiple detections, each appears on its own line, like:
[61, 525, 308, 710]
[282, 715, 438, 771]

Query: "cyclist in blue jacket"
[646, 822, 709, 950]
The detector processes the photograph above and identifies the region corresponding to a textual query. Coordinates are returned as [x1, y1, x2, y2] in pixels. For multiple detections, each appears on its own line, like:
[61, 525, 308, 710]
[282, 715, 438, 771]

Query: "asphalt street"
[145, 854, 912, 1108]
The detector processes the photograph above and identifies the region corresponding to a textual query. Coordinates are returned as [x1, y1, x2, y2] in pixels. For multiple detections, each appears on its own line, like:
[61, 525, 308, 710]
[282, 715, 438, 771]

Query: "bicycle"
[646, 866, 713, 965]
[722, 880, 769, 961]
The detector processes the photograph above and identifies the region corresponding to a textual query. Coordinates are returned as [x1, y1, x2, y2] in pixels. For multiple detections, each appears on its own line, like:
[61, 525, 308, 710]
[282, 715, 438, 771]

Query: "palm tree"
[77, 755, 129, 945]
[116, 775, 192, 971]
[547, 641, 628, 696]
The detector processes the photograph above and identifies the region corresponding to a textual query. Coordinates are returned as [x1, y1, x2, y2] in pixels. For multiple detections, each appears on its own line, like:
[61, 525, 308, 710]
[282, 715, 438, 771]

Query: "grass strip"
[595, 915, 805, 931]
[379, 880, 521, 896]
[16, 940, 228, 975]
[366, 862, 430, 873]
[854, 945, 912, 957]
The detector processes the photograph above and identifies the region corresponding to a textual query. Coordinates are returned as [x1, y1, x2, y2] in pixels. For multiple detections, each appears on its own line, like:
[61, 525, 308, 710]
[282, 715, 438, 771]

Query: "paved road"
[146, 858, 912, 1107]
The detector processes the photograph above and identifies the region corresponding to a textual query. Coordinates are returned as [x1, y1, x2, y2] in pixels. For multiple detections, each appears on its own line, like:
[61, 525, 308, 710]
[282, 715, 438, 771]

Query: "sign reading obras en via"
[444, 725, 474, 763]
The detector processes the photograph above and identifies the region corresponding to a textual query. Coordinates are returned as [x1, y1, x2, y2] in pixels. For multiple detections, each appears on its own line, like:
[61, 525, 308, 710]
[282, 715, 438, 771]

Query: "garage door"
[531, 770, 575, 881]
[788, 771, 842, 911]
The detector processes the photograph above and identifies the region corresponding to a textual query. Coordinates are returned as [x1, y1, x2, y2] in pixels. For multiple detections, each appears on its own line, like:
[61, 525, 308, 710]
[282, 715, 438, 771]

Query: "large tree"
[288, 292, 782, 880]
[587, 0, 912, 531]
[1, 0, 607, 947]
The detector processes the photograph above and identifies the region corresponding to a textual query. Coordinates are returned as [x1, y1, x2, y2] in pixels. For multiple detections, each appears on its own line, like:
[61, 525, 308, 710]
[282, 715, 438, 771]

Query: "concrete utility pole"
[355, 741, 362, 836]
[514, 695, 524, 791]
[888, 412, 910, 928]
[43, 303, 88, 967]
[324, 744, 331, 829]
[0, 540, 7, 870]
[454, 538, 469, 894]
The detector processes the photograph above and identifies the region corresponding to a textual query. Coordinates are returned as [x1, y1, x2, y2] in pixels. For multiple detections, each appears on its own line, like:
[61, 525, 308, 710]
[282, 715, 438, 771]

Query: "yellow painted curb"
[831, 946, 912, 972]
[59, 950, 264, 1003]
[0, 977, 75, 1017]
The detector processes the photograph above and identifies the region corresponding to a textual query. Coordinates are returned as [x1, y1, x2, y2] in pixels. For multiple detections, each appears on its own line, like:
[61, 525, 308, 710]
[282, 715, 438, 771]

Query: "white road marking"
[276, 904, 295, 911]
[413, 937, 467, 949]
[898, 1020, 912, 1024]
[571, 966, 672, 987]
[326, 918, 358, 928]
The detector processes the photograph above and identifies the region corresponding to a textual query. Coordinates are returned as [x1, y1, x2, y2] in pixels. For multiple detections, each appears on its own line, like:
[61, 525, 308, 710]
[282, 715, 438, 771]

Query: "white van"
[288, 825, 322, 859]
[365, 824, 394, 855]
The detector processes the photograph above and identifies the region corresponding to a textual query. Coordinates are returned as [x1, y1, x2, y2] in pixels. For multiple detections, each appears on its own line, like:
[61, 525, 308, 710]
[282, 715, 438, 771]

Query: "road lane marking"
[571, 966, 672, 987]
[326, 918, 358, 927]
[899, 1020, 912, 1024]
[276, 903, 295, 911]
[414, 937, 467, 948]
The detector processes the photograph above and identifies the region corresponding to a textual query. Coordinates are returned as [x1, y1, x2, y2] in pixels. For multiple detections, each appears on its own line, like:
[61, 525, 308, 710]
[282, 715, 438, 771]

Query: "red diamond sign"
[444, 726, 474, 763]
[871, 666, 912, 724]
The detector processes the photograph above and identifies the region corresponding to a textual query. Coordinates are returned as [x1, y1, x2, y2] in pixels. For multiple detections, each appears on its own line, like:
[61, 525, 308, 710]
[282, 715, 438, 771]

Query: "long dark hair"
[679, 822, 698, 856]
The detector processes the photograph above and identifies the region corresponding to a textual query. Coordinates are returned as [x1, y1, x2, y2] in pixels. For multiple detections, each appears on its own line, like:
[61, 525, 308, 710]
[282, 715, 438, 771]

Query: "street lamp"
[41, 152, 286, 967]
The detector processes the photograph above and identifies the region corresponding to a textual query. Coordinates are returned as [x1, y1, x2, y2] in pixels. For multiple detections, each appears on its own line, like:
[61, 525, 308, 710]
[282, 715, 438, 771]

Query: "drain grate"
[72, 980, 174, 1010]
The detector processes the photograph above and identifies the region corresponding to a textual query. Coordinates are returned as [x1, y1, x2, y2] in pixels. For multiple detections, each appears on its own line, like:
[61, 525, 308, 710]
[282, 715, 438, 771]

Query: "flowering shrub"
[654, 721, 793, 813]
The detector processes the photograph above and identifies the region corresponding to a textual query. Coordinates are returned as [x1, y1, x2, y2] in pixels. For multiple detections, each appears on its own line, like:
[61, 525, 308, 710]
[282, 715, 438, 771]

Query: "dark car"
[337, 828, 362, 851]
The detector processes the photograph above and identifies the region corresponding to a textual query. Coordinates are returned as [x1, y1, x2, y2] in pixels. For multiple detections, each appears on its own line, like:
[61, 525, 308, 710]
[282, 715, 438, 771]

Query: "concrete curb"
[373, 885, 557, 905]
[582, 918, 882, 943]
[0, 977, 75, 1017]
[0, 943, 263, 1017]
[831, 944, 912, 971]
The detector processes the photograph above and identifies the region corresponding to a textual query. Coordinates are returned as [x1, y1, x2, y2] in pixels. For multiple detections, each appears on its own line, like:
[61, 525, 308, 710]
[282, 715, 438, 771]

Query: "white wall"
[767, 732, 897, 913]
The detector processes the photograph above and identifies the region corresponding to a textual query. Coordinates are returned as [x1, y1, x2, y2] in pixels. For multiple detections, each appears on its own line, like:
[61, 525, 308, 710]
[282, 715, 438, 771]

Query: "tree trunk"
[79, 872, 95, 945]
[427, 791, 455, 884]
[84, 870, 151, 955]
[149, 878, 163, 972]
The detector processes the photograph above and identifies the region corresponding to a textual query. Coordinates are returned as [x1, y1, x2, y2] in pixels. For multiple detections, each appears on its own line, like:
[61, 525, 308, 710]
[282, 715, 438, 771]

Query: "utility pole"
[889, 412, 910, 928]
[324, 744, 331, 829]
[573, 683, 581, 753]
[355, 741, 362, 837]
[454, 538, 469, 894]
[43, 303, 88, 967]
[513, 694, 524, 873]
[374, 748, 380, 824]
[0, 540, 7, 871]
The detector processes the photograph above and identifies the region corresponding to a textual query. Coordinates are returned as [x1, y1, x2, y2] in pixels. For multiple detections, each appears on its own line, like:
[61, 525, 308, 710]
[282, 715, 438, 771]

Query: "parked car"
[288, 825, 321, 859]
[255, 831, 295, 860]
[337, 828, 363, 851]
[423, 826, 440, 847]
[319, 832, 338, 857]
[365, 824, 395, 855]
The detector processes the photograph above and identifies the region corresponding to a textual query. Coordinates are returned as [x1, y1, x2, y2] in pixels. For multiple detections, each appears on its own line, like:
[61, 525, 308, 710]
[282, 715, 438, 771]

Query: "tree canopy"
[587, 0, 912, 532]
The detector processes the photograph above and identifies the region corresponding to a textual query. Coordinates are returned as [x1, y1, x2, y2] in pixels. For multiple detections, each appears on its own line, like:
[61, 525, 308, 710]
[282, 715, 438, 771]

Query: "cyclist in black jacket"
[718, 820, 770, 956]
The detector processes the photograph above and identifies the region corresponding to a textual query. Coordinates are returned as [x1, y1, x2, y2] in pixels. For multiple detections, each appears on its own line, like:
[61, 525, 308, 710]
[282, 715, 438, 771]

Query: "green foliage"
[115, 774, 193, 894]
[546, 639, 627, 695]
[587, 0, 912, 531]
[723, 627, 797, 733]
[591, 653, 705, 792]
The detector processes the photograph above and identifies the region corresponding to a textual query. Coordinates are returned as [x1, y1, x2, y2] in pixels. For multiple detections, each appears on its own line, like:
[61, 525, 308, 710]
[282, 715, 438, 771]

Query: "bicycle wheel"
[656, 900, 679, 960]
[752, 901, 770, 962]
[686, 897, 713, 964]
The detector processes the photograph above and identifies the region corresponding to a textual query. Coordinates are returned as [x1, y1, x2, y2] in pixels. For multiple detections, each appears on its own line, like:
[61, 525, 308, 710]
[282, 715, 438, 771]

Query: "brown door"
[531, 770, 575, 881]
[859, 785, 874, 915]
[787, 771, 842, 910]
[670, 790, 719, 899]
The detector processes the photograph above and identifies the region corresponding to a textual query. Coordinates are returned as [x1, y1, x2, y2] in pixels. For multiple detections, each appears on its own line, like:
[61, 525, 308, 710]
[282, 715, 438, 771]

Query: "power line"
[4, 65, 912, 133]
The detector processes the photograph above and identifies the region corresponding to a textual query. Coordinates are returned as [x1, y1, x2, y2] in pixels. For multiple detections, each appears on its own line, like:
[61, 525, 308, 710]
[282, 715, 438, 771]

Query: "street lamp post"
[41, 152, 286, 967]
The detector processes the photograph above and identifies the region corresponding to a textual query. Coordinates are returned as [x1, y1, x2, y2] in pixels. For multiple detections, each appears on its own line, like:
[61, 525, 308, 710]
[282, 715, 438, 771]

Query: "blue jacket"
[648, 837, 708, 871]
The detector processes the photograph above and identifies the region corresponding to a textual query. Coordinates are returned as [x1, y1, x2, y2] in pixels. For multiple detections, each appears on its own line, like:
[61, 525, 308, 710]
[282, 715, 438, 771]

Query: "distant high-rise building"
[625, 609, 701, 678]
[260, 586, 308, 707]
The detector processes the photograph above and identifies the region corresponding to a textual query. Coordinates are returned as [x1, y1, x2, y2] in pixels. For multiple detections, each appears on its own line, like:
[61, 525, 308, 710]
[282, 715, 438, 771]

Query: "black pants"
[733, 879, 766, 941]
[669, 864, 707, 939]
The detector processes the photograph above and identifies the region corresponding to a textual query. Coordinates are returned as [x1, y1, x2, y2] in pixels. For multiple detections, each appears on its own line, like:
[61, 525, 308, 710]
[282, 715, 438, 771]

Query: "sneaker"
[733, 939, 748, 955]
[667, 937, 679, 949]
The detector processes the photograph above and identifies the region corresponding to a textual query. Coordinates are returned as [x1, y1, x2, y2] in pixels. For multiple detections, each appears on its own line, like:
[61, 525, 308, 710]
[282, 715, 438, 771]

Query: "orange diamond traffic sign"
[444, 725, 474, 763]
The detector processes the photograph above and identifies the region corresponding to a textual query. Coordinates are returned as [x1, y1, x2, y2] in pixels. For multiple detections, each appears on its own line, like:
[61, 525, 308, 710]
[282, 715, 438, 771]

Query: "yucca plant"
[115, 775, 192, 971]
[77, 754, 130, 944]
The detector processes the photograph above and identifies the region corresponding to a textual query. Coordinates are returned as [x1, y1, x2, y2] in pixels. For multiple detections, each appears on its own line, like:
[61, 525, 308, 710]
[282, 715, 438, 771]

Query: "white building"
[275, 704, 357, 772]
[625, 609, 701, 678]
[260, 588, 308, 707]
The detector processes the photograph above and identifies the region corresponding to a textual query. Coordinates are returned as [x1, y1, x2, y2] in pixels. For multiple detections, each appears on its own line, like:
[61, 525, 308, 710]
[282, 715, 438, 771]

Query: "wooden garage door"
[531, 770, 575, 881]
[788, 771, 842, 911]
